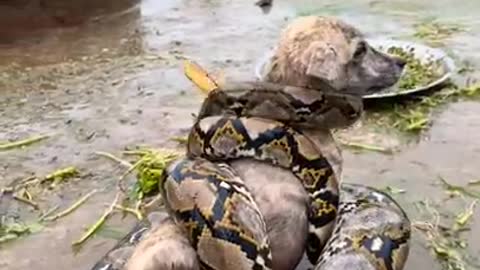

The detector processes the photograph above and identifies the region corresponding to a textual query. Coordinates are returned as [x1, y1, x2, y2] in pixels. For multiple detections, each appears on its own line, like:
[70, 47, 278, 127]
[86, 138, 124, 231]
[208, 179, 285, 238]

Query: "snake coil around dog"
[158, 84, 411, 270]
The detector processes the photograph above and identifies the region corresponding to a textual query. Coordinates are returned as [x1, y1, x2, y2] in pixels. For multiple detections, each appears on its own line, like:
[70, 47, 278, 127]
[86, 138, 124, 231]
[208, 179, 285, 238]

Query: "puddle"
[1, 0, 480, 269]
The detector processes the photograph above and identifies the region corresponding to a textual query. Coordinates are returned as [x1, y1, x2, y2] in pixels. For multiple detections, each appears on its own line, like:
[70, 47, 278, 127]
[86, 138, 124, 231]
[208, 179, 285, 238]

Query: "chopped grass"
[121, 147, 181, 200]
[0, 166, 87, 244]
[43, 190, 97, 222]
[72, 193, 120, 248]
[453, 201, 477, 230]
[338, 140, 394, 154]
[0, 135, 50, 151]
[413, 18, 465, 45]
[73, 147, 182, 249]
[0, 217, 43, 244]
[365, 82, 480, 134]
[438, 176, 480, 200]
[42, 166, 79, 188]
[413, 198, 477, 270]
[412, 175, 480, 270]
[381, 186, 407, 195]
[386, 46, 445, 91]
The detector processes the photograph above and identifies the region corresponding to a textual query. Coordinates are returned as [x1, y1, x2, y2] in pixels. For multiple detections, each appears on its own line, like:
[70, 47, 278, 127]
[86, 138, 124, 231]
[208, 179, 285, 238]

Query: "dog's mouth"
[365, 85, 388, 95]
[364, 78, 400, 95]
[364, 64, 406, 95]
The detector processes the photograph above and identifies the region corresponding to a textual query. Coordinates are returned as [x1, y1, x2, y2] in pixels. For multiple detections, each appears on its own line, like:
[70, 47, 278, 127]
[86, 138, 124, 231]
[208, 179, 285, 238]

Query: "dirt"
[0, 0, 480, 269]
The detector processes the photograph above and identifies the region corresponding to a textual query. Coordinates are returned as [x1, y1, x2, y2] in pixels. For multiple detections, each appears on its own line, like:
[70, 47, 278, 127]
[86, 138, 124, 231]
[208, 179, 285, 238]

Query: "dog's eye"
[353, 41, 367, 59]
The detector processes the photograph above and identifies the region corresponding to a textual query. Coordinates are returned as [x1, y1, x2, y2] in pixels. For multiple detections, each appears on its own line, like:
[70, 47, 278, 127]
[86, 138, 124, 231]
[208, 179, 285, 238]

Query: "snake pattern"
[195, 82, 363, 130]
[161, 84, 410, 269]
[163, 158, 273, 270]
[164, 84, 363, 267]
[91, 82, 411, 270]
[315, 183, 410, 270]
[186, 114, 338, 264]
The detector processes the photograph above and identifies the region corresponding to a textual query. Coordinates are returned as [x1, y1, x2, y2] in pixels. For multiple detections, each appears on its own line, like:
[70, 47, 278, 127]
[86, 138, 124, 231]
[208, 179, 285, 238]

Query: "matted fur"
[265, 16, 405, 94]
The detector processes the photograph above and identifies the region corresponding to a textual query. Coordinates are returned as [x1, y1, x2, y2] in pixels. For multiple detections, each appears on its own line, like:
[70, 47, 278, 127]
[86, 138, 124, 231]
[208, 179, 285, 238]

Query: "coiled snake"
[92, 64, 411, 270]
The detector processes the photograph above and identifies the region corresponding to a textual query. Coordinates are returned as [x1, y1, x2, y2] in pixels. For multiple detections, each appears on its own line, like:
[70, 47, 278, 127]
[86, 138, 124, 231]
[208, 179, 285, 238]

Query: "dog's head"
[266, 16, 406, 95]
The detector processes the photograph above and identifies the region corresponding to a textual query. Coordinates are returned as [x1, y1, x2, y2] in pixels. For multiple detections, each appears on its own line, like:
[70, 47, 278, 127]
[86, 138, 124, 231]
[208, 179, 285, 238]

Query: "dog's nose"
[395, 57, 407, 69]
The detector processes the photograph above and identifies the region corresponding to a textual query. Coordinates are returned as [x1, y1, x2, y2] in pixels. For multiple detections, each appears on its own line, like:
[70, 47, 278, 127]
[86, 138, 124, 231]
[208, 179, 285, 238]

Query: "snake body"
[91, 82, 410, 270]
[186, 115, 338, 264]
[196, 82, 363, 130]
[164, 157, 274, 270]
[316, 183, 410, 270]
[160, 83, 410, 269]
[163, 84, 362, 267]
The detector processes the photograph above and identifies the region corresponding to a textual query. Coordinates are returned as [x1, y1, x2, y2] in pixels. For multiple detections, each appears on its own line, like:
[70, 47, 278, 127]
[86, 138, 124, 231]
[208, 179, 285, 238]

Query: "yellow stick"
[183, 60, 219, 94]
[94, 151, 133, 168]
[112, 205, 143, 220]
[338, 140, 393, 154]
[39, 205, 60, 221]
[0, 135, 49, 151]
[13, 194, 39, 209]
[117, 158, 144, 193]
[42, 166, 78, 183]
[44, 190, 97, 222]
[72, 193, 120, 247]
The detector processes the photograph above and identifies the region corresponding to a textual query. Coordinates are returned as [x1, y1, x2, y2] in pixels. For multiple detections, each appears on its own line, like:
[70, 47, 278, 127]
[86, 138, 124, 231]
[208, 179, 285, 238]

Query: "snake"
[315, 183, 410, 270]
[161, 69, 410, 269]
[92, 181, 410, 270]
[91, 62, 411, 270]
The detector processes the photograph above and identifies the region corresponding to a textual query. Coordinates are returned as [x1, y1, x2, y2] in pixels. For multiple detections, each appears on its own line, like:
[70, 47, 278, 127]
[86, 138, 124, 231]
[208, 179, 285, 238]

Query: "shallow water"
[0, 0, 479, 269]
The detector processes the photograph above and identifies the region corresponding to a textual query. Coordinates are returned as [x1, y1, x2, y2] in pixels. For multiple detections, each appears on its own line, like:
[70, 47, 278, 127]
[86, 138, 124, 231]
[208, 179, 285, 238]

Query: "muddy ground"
[1, 0, 480, 269]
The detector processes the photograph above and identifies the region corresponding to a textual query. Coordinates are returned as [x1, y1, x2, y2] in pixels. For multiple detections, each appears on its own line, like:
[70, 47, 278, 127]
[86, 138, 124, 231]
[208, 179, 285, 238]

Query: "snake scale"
[92, 70, 411, 270]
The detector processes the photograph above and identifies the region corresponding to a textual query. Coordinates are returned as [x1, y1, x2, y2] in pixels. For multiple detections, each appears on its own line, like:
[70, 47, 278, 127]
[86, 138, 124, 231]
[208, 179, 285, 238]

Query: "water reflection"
[0, 0, 139, 41]
[0, 0, 142, 65]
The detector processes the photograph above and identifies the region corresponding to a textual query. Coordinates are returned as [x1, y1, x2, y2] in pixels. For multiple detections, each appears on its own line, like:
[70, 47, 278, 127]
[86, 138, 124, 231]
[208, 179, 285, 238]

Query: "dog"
[264, 16, 405, 95]
[228, 16, 406, 270]
[93, 16, 405, 270]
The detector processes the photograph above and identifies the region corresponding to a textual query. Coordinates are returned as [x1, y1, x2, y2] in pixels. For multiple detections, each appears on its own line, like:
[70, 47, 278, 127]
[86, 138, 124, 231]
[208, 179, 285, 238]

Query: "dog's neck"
[265, 56, 348, 181]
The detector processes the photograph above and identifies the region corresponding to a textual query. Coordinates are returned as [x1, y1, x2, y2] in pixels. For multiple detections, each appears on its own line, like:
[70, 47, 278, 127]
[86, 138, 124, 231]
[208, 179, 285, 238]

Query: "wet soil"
[1, 0, 480, 269]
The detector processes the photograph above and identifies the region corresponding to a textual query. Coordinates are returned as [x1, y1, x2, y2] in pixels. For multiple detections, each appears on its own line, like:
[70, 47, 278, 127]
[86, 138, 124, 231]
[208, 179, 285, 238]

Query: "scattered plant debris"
[413, 197, 477, 270]
[338, 140, 394, 154]
[413, 19, 465, 45]
[386, 46, 444, 91]
[72, 193, 120, 248]
[0, 217, 43, 244]
[438, 176, 480, 200]
[43, 190, 97, 222]
[366, 82, 480, 134]
[0, 135, 50, 151]
[381, 186, 407, 195]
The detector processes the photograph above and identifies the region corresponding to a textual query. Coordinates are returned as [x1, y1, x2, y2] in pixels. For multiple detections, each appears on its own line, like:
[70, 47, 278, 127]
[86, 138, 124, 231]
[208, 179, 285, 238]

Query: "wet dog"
[92, 16, 405, 270]
[264, 16, 405, 95]
[234, 16, 406, 270]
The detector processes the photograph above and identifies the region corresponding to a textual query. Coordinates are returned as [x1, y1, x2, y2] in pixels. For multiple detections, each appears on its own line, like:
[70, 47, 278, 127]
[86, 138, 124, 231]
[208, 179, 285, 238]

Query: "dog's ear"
[302, 41, 342, 85]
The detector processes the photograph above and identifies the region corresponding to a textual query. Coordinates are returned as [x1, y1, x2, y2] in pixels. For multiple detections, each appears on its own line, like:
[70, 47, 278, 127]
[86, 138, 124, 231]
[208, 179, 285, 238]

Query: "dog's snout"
[395, 57, 407, 69]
